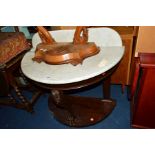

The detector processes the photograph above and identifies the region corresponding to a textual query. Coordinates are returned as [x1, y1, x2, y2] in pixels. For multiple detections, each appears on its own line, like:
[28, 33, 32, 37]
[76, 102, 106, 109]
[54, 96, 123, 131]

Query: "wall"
[135, 26, 155, 56]
[0, 26, 32, 39]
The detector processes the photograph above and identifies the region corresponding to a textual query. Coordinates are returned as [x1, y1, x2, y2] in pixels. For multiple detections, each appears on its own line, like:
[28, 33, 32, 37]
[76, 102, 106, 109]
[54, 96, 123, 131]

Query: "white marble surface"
[21, 28, 125, 84]
[21, 46, 124, 84]
[32, 28, 123, 49]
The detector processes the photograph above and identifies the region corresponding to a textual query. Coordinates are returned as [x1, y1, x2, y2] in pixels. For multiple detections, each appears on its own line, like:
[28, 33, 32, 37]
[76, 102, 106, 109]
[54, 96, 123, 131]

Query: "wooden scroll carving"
[32, 26, 100, 66]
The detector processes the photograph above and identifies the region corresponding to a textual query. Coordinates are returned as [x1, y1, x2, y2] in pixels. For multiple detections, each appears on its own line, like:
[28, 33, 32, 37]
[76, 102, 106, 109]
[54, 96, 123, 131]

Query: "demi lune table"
[21, 28, 124, 127]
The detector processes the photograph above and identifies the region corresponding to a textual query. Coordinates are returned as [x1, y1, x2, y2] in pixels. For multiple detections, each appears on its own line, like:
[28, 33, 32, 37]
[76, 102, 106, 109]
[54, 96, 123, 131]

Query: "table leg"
[48, 89, 116, 127]
[103, 76, 111, 99]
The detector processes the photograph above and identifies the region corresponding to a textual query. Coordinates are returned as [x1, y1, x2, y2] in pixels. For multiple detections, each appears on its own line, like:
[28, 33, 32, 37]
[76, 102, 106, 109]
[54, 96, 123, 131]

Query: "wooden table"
[21, 28, 124, 126]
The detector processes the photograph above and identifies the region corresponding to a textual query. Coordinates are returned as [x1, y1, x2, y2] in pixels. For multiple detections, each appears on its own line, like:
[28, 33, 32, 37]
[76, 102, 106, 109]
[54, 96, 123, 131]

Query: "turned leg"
[14, 86, 28, 104]
[8, 93, 16, 103]
[14, 86, 34, 112]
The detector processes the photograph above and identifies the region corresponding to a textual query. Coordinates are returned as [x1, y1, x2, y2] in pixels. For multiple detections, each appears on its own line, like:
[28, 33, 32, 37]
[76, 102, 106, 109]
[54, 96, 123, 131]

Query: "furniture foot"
[121, 84, 125, 94]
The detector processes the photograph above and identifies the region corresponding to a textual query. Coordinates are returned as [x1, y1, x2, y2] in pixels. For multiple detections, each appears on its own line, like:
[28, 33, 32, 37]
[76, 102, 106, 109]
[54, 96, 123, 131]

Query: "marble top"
[21, 46, 124, 84]
[21, 28, 125, 84]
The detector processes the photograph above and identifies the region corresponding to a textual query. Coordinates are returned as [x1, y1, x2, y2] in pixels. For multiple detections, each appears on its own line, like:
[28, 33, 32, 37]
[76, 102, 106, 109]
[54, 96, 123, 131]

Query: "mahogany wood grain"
[48, 92, 116, 127]
[131, 53, 155, 128]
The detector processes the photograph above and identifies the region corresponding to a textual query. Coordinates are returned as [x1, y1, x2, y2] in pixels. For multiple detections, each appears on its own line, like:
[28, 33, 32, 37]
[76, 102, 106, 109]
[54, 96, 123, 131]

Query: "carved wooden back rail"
[32, 26, 100, 66]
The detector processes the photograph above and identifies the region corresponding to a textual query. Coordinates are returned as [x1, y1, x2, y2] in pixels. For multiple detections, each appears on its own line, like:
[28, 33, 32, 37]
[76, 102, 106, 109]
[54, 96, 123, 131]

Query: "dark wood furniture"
[0, 53, 42, 112]
[0, 32, 41, 112]
[21, 60, 116, 126]
[33, 66, 117, 127]
[131, 53, 155, 128]
[21, 27, 124, 126]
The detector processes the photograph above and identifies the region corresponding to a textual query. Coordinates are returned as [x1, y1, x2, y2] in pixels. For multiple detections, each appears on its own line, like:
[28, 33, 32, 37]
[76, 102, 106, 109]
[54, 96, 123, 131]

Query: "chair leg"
[14, 86, 42, 112]
[0, 85, 42, 113]
[14, 86, 28, 104]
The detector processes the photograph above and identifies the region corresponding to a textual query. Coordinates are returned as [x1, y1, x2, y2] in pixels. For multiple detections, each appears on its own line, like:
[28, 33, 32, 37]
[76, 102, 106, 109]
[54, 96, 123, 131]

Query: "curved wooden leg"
[49, 89, 76, 126]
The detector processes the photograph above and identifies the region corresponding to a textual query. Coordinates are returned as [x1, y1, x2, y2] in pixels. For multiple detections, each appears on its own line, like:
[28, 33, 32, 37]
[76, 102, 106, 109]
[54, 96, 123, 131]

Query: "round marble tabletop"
[21, 46, 124, 84]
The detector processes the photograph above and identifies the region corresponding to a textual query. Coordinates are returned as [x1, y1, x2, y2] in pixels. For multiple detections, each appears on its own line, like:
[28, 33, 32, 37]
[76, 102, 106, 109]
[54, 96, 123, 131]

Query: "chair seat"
[0, 32, 30, 65]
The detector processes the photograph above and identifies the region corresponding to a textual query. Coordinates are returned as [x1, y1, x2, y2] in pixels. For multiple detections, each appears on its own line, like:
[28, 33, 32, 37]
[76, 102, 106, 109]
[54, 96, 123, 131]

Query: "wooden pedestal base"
[33, 67, 117, 127]
[48, 95, 116, 127]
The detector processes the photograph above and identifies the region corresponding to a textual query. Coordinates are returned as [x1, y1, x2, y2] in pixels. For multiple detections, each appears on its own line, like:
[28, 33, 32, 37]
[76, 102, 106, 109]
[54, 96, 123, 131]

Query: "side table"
[21, 28, 125, 126]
